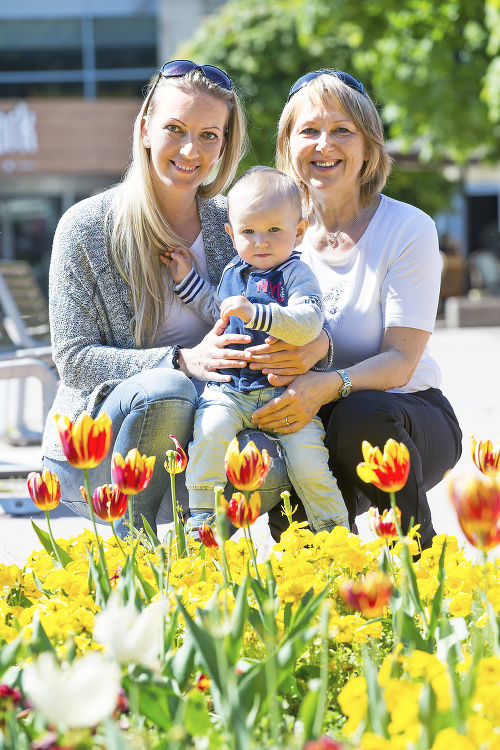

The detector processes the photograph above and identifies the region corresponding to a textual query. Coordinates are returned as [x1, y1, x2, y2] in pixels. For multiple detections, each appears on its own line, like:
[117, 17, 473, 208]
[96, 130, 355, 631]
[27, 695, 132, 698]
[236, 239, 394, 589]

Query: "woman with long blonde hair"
[42, 61, 269, 535]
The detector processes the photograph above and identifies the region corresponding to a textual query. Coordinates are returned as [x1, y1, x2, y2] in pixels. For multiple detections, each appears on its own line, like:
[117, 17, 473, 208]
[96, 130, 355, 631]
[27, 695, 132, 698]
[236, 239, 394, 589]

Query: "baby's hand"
[220, 295, 255, 324]
[160, 245, 193, 284]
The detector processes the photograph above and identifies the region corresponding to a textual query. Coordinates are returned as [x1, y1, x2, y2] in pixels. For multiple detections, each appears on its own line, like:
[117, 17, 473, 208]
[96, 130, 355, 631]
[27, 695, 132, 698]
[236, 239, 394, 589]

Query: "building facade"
[0, 0, 159, 288]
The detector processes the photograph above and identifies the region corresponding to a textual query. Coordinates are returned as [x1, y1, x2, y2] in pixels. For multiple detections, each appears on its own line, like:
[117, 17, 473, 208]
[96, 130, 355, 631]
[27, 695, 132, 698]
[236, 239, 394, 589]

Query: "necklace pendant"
[328, 234, 339, 249]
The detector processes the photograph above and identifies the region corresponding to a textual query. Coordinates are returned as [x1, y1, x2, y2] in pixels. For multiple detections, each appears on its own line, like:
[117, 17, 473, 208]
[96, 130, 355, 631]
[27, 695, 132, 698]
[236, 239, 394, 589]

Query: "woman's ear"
[140, 116, 151, 148]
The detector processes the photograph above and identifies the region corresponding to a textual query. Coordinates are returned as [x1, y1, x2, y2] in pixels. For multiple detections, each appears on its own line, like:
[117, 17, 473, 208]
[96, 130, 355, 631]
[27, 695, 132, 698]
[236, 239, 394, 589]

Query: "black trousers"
[268, 388, 462, 547]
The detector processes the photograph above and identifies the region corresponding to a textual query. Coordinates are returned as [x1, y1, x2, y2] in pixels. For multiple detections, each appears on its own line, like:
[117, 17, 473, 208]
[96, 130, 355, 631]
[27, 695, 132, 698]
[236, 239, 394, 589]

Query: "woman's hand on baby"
[251, 371, 333, 433]
[160, 245, 193, 284]
[220, 295, 255, 324]
[179, 318, 253, 382]
[245, 329, 330, 387]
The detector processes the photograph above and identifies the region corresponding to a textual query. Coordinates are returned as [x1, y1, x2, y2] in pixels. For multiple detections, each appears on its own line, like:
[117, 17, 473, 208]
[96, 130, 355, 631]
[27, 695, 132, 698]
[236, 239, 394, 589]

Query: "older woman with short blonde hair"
[256, 69, 462, 548]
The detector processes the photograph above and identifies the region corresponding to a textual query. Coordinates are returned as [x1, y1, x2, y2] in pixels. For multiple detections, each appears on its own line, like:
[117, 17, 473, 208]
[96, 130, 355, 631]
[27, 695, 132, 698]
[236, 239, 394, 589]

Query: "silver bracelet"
[311, 327, 334, 372]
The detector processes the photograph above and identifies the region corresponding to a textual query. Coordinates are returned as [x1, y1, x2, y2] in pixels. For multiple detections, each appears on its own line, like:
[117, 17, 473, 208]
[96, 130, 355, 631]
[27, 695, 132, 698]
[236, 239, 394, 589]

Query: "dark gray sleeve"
[49, 199, 170, 392]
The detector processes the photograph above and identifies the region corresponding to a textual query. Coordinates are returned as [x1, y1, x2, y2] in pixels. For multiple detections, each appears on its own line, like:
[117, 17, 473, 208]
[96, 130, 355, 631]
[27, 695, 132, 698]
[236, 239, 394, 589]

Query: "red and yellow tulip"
[369, 505, 401, 540]
[111, 449, 155, 495]
[54, 411, 112, 469]
[338, 570, 393, 618]
[449, 474, 500, 551]
[356, 439, 410, 493]
[221, 491, 261, 528]
[199, 522, 219, 549]
[164, 434, 188, 475]
[93, 485, 129, 523]
[27, 470, 61, 511]
[224, 437, 270, 492]
[471, 436, 500, 478]
[80, 484, 128, 523]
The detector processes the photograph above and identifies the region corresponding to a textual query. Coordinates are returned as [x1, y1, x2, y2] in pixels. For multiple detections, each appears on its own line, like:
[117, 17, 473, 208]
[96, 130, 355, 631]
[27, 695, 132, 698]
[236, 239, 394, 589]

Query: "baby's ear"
[294, 217, 309, 245]
[224, 223, 235, 244]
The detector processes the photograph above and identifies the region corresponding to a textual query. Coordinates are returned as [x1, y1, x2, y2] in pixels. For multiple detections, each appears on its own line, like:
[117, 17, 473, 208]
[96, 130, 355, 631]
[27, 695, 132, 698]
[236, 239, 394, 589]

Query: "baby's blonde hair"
[227, 166, 303, 223]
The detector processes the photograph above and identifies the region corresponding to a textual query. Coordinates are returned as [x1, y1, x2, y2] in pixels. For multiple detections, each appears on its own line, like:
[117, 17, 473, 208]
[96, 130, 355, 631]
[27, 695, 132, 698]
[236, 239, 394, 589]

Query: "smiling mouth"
[312, 160, 340, 168]
[172, 161, 198, 172]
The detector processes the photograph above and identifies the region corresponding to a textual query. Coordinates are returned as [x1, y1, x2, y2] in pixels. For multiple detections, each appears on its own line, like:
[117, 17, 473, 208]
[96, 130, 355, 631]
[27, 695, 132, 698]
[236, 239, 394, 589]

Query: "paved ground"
[1, 324, 499, 567]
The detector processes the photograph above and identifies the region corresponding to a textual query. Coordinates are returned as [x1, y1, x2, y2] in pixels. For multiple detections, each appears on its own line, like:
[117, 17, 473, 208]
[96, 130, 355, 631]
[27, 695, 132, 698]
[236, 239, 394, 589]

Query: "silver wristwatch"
[335, 369, 352, 399]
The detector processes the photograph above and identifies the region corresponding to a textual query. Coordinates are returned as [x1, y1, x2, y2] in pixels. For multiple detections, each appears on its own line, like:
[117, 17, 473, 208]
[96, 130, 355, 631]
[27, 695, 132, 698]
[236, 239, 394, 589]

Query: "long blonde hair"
[110, 69, 247, 347]
[276, 71, 392, 211]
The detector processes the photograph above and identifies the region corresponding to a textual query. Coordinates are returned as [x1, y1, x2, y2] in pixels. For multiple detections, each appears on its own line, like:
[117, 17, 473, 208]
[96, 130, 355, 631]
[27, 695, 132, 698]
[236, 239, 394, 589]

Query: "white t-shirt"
[300, 194, 442, 393]
[155, 232, 212, 349]
[155, 232, 214, 395]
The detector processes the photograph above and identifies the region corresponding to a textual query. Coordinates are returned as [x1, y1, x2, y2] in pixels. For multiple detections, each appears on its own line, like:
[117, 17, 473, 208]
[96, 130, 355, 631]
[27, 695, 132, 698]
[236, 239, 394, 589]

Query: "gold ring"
[285, 416, 289, 426]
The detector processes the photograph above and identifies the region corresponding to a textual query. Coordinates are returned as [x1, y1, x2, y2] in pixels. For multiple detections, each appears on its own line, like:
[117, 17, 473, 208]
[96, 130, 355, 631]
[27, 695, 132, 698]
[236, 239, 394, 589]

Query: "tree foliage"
[180, 0, 500, 211]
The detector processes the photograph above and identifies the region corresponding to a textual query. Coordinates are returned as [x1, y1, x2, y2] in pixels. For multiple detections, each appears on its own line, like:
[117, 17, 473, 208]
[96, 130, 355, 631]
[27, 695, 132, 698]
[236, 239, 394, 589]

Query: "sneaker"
[185, 511, 214, 542]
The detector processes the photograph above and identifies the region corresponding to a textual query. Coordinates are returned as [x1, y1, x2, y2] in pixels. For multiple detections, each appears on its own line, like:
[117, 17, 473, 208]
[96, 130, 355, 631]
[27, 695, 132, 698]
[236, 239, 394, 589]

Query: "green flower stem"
[128, 494, 135, 545]
[83, 467, 109, 580]
[389, 492, 404, 538]
[166, 452, 186, 560]
[385, 541, 397, 582]
[165, 529, 172, 595]
[244, 523, 260, 582]
[263, 598, 280, 747]
[158, 546, 166, 662]
[110, 520, 126, 560]
[83, 468, 100, 546]
[44, 509, 63, 567]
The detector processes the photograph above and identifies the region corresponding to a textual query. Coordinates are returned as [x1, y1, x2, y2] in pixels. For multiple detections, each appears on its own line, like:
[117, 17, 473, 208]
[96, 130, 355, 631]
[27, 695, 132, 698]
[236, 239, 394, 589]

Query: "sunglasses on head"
[287, 70, 365, 102]
[146, 59, 233, 106]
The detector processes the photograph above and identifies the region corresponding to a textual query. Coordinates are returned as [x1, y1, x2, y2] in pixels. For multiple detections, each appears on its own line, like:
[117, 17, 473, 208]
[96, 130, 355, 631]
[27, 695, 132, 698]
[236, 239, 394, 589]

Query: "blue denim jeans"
[43, 370, 292, 537]
[187, 382, 348, 532]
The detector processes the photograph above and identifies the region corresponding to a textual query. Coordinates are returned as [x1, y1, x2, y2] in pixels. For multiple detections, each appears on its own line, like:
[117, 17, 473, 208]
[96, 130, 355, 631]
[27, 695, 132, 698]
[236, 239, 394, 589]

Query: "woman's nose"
[179, 136, 199, 158]
[316, 131, 334, 152]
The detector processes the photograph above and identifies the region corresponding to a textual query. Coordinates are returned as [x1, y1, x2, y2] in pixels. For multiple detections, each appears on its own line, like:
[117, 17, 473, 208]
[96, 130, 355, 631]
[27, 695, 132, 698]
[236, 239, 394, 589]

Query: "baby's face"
[225, 193, 307, 271]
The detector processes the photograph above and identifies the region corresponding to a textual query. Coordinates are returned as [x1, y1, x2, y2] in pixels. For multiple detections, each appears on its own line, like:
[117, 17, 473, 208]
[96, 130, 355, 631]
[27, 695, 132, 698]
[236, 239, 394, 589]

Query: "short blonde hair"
[109, 68, 248, 348]
[227, 166, 302, 220]
[276, 71, 392, 208]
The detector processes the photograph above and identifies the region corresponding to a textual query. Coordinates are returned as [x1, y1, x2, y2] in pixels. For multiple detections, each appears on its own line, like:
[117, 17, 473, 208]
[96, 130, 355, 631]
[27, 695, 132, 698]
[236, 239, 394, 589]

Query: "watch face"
[340, 383, 352, 398]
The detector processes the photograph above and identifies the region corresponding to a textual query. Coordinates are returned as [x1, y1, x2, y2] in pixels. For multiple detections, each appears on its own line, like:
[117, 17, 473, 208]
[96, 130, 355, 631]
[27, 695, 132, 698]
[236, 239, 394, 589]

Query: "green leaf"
[124, 673, 179, 730]
[395, 609, 431, 653]
[428, 540, 447, 641]
[30, 519, 72, 568]
[85, 545, 111, 604]
[101, 717, 130, 749]
[298, 685, 321, 741]
[29, 611, 55, 655]
[133, 559, 158, 603]
[0, 636, 23, 679]
[184, 689, 213, 736]
[167, 629, 196, 691]
[174, 597, 224, 685]
[141, 514, 161, 548]
[363, 645, 389, 737]
[226, 574, 249, 659]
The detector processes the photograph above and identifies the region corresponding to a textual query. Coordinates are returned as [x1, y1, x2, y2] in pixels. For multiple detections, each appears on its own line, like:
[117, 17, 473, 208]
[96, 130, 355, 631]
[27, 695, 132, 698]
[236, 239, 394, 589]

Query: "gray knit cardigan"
[42, 186, 235, 461]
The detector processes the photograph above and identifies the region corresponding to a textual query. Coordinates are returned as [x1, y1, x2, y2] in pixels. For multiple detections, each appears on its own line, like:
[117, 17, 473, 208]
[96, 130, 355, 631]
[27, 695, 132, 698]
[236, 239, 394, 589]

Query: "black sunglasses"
[146, 59, 233, 106]
[287, 70, 365, 102]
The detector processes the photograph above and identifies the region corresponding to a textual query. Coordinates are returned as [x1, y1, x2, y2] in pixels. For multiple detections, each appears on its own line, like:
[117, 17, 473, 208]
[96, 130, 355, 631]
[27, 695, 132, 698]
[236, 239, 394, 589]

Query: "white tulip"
[22, 651, 121, 729]
[93, 594, 168, 669]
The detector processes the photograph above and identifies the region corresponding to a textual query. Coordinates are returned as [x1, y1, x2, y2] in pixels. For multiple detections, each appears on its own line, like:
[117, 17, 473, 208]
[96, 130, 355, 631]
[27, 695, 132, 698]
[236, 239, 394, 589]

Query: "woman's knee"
[327, 391, 401, 452]
[126, 368, 197, 407]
